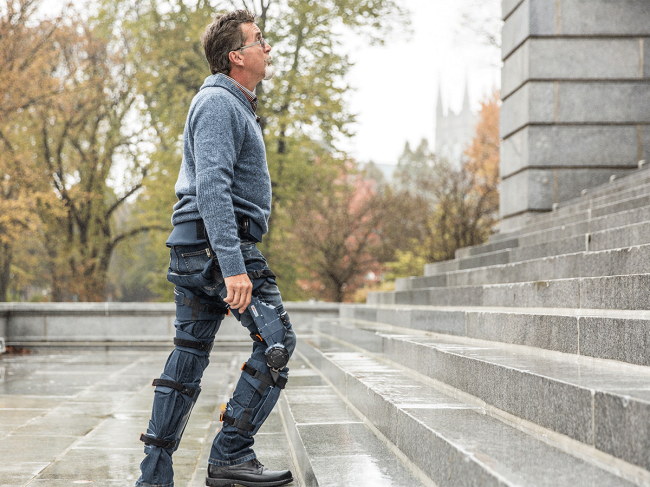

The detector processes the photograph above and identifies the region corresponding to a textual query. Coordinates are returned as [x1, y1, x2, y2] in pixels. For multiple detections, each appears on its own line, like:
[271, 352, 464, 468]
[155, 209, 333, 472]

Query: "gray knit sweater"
[171, 74, 271, 278]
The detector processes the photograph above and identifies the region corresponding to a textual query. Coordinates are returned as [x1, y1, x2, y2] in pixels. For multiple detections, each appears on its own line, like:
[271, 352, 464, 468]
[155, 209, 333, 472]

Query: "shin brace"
[141, 372, 201, 453]
[220, 359, 288, 437]
[140, 344, 208, 454]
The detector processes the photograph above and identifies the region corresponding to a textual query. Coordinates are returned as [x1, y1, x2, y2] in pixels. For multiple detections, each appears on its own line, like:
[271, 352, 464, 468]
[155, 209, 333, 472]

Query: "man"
[136, 10, 295, 487]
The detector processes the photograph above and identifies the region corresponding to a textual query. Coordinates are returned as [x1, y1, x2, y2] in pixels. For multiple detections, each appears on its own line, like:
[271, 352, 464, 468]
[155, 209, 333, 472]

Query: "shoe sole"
[205, 476, 293, 487]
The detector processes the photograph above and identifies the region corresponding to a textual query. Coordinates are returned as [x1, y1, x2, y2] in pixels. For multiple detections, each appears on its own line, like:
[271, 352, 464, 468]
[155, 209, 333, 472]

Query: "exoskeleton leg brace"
[139, 287, 227, 481]
[217, 271, 293, 436]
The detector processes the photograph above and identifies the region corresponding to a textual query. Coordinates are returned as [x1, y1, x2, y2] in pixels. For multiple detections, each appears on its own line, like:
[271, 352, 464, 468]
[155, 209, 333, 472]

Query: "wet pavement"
[0, 348, 299, 487]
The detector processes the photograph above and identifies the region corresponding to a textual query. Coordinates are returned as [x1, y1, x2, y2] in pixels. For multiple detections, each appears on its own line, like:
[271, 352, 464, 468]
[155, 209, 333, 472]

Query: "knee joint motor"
[227, 295, 291, 370]
[248, 297, 290, 369]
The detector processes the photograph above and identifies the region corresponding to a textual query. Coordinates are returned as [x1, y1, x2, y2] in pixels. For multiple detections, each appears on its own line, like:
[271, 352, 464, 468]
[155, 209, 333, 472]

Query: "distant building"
[435, 83, 478, 165]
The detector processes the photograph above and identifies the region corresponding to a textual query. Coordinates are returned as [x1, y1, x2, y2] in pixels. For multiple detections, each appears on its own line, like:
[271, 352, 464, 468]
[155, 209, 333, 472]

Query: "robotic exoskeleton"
[138, 219, 296, 482]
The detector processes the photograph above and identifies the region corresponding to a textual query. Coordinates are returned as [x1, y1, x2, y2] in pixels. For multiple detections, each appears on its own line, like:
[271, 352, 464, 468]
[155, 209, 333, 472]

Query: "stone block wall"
[0, 302, 340, 345]
[500, 0, 650, 231]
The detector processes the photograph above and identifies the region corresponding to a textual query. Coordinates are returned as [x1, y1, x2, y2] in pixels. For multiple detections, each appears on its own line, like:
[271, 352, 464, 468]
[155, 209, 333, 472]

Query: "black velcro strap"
[196, 219, 208, 242]
[247, 269, 276, 280]
[140, 433, 176, 449]
[242, 363, 286, 390]
[152, 378, 198, 398]
[183, 295, 229, 319]
[220, 413, 255, 432]
[242, 407, 253, 424]
[175, 289, 229, 320]
[199, 216, 262, 244]
[174, 337, 213, 353]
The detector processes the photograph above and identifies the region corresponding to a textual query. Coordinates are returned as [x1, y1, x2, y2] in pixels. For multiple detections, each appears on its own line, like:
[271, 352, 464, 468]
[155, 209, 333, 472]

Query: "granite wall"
[500, 0, 650, 231]
[0, 302, 340, 345]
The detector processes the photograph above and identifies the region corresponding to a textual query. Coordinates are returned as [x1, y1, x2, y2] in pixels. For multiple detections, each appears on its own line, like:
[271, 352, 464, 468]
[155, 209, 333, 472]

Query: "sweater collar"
[222, 75, 259, 113]
[200, 74, 259, 115]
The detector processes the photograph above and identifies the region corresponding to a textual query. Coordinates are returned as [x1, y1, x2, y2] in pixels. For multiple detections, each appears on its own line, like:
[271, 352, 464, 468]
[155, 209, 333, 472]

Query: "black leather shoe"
[206, 458, 293, 487]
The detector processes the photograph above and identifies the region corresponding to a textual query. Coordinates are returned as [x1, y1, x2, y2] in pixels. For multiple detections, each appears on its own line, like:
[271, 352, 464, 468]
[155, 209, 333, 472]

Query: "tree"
[459, 0, 502, 50]
[394, 139, 437, 194]
[13, 13, 165, 301]
[379, 140, 438, 264]
[105, 202, 164, 301]
[292, 161, 387, 302]
[0, 0, 67, 301]
[464, 90, 500, 230]
[383, 91, 500, 274]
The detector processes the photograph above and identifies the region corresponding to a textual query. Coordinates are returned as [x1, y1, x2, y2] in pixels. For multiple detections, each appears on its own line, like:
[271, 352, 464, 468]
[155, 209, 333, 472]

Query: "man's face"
[239, 22, 273, 82]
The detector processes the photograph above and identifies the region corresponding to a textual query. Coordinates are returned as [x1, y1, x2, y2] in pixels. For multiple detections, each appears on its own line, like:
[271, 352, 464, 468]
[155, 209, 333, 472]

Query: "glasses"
[234, 37, 266, 51]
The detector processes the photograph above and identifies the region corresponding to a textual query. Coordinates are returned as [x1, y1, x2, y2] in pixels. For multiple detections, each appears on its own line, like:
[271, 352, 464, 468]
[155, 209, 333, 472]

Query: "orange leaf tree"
[386, 91, 500, 272]
[291, 160, 388, 302]
[0, 0, 66, 301]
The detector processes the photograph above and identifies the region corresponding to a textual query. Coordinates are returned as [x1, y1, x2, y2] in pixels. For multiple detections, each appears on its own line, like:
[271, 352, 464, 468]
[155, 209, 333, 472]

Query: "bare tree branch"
[111, 224, 168, 248]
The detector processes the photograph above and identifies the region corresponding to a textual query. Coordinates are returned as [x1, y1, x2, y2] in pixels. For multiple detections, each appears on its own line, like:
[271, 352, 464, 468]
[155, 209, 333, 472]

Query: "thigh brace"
[220, 360, 288, 437]
[140, 373, 201, 452]
[174, 286, 229, 322]
[174, 286, 227, 357]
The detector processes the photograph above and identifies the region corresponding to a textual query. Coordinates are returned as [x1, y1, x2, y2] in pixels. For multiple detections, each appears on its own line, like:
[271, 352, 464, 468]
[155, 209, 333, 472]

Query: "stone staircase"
[280, 165, 650, 486]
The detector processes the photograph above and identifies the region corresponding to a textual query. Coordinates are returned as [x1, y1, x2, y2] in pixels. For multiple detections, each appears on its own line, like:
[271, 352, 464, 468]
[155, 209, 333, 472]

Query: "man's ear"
[229, 50, 244, 68]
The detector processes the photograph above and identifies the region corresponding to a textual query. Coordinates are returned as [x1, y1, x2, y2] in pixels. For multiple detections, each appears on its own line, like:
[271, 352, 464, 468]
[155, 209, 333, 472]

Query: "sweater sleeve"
[192, 93, 247, 278]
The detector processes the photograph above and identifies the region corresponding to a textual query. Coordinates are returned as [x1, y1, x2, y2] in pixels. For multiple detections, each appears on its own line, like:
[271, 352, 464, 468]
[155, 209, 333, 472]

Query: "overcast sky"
[342, 0, 501, 165]
[41, 0, 501, 167]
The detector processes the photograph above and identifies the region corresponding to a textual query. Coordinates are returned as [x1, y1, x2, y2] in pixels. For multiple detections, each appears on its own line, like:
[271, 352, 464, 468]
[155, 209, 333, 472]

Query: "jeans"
[136, 241, 296, 487]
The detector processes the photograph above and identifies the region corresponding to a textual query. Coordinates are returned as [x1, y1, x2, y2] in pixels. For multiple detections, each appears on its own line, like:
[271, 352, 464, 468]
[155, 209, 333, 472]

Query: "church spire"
[462, 79, 470, 113]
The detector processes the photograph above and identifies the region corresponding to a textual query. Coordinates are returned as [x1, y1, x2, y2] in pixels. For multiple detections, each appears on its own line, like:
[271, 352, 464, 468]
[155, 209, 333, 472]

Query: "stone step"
[513, 170, 650, 227]
[486, 172, 650, 247]
[316, 319, 650, 479]
[340, 303, 650, 367]
[279, 351, 428, 486]
[538, 174, 650, 220]
[377, 273, 650, 310]
[508, 195, 650, 246]
[464, 190, 650, 260]
[404, 244, 650, 292]
[455, 236, 519, 259]
[517, 203, 650, 248]
[537, 180, 650, 223]
[557, 164, 650, 206]
[426, 220, 650, 276]
[300, 332, 647, 487]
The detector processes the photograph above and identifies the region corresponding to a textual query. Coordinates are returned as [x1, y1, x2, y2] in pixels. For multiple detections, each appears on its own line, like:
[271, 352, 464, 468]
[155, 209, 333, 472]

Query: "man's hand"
[223, 273, 253, 313]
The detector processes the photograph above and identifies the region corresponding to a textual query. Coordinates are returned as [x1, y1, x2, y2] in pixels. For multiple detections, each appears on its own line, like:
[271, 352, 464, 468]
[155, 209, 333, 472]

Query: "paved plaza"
[0, 348, 299, 487]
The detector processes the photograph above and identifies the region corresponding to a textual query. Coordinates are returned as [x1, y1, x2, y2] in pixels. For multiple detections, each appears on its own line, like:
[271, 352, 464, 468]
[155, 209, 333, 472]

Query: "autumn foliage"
[379, 92, 500, 278]
[1, 0, 499, 303]
[292, 161, 386, 302]
[1, 0, 163, 301]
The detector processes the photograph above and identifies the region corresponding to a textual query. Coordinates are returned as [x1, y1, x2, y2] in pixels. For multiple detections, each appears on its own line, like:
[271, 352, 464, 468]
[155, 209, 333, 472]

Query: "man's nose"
[265, 42, 272, 52]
